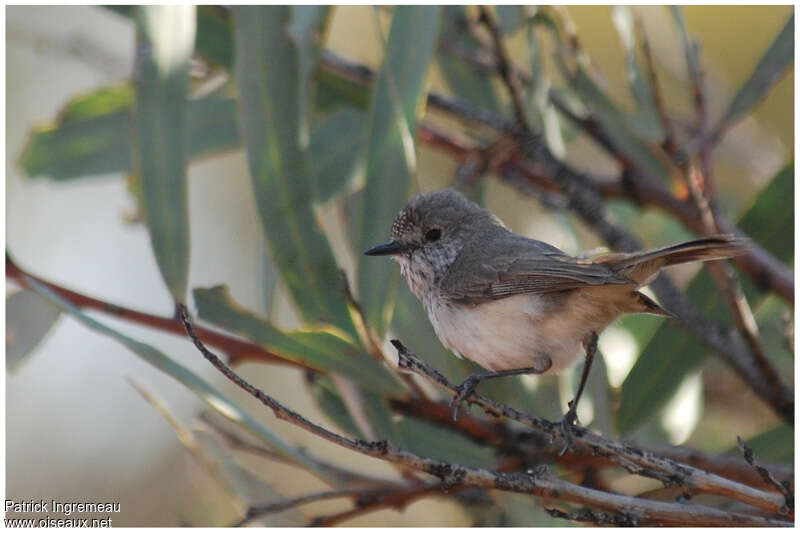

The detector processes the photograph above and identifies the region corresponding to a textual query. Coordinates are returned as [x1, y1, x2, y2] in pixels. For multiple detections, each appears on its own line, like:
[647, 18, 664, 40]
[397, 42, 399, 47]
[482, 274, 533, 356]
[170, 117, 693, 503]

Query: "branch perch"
[175, 303, 791, 525]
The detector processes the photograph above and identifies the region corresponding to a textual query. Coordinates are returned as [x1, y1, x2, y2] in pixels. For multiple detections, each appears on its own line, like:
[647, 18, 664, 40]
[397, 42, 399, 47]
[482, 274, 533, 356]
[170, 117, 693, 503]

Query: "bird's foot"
[558, 400, 580, 455]
[450, 375, 481, 421]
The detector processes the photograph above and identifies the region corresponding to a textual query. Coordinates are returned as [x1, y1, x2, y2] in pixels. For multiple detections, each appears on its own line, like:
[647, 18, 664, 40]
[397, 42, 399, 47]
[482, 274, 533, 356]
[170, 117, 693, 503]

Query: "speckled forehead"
[390, 206, 417, 240]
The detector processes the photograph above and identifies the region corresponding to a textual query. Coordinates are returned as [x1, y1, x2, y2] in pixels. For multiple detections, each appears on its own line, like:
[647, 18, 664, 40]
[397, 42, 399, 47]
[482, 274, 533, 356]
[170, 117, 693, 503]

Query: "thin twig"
[468, 8, 794, 426]
[5, 253, 290, 367]
[339, 270, 428, 400]
[391, 340, 789, 516]
[546, 506, 639, 526]
[737, 436, 794, 515]
[391, 396, 794, 493]
[636, 15, 687, 171]
[177, 305, 790, 526]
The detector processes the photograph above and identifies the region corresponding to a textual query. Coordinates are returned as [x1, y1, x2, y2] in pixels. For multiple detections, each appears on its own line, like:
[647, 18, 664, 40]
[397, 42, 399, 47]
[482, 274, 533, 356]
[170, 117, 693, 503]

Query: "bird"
[364, 188, 746, 433]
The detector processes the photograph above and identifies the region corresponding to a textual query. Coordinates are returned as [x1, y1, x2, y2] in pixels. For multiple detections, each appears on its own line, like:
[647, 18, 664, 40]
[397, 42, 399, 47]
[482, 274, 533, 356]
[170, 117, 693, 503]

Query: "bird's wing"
[440, 233, 635, 303]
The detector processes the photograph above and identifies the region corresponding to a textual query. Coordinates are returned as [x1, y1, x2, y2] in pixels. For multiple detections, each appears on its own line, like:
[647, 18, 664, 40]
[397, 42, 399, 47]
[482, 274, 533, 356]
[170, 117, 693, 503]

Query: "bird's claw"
[558, 401, 579, 456]
[450, 376, 480, 421]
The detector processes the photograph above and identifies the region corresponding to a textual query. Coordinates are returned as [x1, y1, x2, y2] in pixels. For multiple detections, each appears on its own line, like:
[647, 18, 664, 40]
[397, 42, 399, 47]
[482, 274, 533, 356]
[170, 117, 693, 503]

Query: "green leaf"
[233, 6, 356, 338]
[610, 6, 663, 141]
[716, 14, 794, 136]
[734, 425, 793, 465]
[290, 6, 331, 142]
[134, 6, 196, 301]
[306, 375, 364, 438]
[194, 6, 235, 68]
[357, 6, 442, 338]
[396, 418, 495, 468]
[309, 109, 366, 202]
[19, 89, 240, 181]
[25, 277, 325, 479]
[315, 56, 372, 113]
[193, 285, 402, 396]
[6, 290, 61, 371]
[496, 6, 525, 35]
[525, 15, 565, 158]
[438, 6, 501, 113]
[617, 165, 794, 434]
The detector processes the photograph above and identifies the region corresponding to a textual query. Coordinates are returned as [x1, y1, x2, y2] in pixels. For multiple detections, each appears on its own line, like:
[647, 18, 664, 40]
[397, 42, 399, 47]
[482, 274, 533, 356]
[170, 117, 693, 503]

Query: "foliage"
[10, 5, 793, 526]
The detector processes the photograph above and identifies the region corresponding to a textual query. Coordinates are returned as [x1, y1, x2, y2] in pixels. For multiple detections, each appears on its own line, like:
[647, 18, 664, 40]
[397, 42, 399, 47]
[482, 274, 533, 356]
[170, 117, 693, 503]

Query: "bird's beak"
[364, 240, 406, 256]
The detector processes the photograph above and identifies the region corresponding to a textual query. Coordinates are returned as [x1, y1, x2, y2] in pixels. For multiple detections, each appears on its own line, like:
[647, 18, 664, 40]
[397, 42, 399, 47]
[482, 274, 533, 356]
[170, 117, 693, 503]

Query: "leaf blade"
[134, 6, 196, 301]
[6, 290, 61, 370]
[233, 6, 356, 337]
[617, 165, 794, 434]
[357, 6, 442, 338]
[25, 277, 325, 478]
[716, 13, 794, 134]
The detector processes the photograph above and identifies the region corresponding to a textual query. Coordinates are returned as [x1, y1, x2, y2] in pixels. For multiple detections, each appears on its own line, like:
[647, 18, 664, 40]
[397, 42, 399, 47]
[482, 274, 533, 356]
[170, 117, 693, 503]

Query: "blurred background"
[6, 5, 793, 526]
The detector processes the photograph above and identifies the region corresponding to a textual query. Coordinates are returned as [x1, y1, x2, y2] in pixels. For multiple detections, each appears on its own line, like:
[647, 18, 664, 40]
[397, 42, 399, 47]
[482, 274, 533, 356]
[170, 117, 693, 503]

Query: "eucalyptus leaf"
[25, 277, 324, 478]
[309, 108, 366, 202]
[193, 285, 402, 396]
[233, 6, 357, 338]
[617, 165, 794, 434]
[716, 14, 794, 136]
[20, 90, 239, 182]
[134, 5, 196, 301]
[357, 6, 442, 338]
[6, 289, 61, 371]
[611, 6, 663, 141]
[438, 6, 501, 113]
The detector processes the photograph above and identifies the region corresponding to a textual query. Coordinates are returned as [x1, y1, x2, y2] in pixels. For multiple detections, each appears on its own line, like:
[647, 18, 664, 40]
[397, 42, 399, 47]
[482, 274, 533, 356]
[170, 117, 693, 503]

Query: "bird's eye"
[425, 228, 442, 242]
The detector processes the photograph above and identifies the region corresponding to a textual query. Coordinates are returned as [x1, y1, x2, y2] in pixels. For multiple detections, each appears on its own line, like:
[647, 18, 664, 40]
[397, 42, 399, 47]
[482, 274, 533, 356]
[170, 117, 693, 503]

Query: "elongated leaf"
[438, 6, 501, 113]
[496, 6, 525, 35]
[306, 374, 363, 437]
[611, 6, 663, 141]
[233, 6, 356, 338]
[525, 16, 565, 158]
[290, 6, 331, 143]
[20, 88, 240, 181]
[716, 14, 794, 134]
[617, 165, 794, 434]
[357, 6, 442, 338]
[25, 277, 324, 478]
[309, 109, 366, 202]
[397, 418, 495, 468]
[315, 54, 372, 113]
[6, 290, 61, 370]
[193, 286, 402, 395]
[134, 6, 195, 301]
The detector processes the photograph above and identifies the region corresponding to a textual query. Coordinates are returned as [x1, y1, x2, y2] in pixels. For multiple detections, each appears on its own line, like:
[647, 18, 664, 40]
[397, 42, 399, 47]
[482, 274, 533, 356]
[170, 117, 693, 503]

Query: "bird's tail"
[597, 234, 747, 285]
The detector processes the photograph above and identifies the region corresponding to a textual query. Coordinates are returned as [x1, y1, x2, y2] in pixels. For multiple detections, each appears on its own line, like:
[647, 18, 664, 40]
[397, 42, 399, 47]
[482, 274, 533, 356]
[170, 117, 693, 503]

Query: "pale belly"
[426, 291, 621, 374]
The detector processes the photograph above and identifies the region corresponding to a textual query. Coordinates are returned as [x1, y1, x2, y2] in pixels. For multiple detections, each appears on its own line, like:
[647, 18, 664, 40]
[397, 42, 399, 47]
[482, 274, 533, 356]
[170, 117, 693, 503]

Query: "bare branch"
[737, 436, 794, 515]
[546, 506, 639, 526]
[5, 253, 291, 367]
[178, 305, 790, 526]
[459, 9, 793, 426]
[391, 340, 789, 516]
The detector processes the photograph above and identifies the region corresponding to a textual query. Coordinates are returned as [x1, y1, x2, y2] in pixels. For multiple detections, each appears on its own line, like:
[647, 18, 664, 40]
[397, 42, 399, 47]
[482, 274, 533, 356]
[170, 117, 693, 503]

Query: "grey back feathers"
[389, 189, 746, 304]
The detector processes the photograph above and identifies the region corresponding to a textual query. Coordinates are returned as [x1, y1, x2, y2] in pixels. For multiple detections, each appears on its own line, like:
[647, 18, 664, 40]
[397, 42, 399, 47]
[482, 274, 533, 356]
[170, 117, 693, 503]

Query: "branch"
[421, 26, 795, 304]
[5, 253, 291, 367]
[470, 7, 793, 426]
[392, 396, 793, 494]
[177, 304, 790, 526]
[737, 436, 794, 514]
[391, 340, 789, 517]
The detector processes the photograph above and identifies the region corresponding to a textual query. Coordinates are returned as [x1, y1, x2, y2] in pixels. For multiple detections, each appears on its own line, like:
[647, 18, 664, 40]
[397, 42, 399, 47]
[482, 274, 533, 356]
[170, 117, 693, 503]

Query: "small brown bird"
[365, 189, 746, 430]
